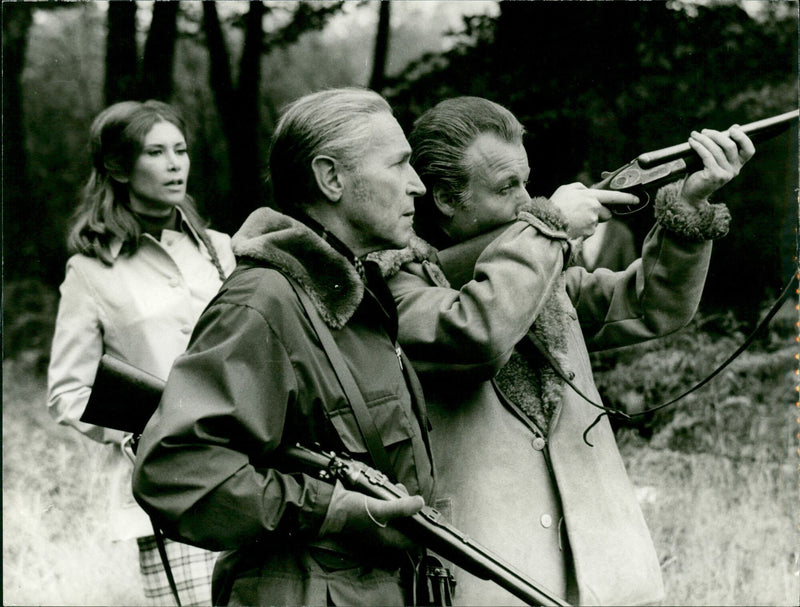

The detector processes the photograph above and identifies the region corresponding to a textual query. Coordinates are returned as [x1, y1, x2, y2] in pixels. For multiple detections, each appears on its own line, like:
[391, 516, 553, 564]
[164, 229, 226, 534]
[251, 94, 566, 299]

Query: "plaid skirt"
[137, 535, 218, 606]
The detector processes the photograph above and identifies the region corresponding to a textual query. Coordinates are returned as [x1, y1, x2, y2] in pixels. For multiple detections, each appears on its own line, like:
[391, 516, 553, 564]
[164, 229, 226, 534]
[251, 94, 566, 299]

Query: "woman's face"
[125, 121, 190, 216]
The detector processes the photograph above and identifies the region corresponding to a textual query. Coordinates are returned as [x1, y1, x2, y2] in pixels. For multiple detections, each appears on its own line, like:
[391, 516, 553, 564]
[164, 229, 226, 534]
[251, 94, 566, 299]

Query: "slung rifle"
[82, 354, 570, 607]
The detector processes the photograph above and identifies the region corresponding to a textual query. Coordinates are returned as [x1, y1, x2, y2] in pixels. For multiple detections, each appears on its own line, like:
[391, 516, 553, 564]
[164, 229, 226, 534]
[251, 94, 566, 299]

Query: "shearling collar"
[370, 195, 568, 285]
[368, 234, 442, 283]
[232, 207, 363, 329]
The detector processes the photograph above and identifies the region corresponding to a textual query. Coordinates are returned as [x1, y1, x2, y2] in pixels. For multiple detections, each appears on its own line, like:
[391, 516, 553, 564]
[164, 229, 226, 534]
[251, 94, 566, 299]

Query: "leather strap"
[288, 278, 395, 480]
[152, 521, 182, 607]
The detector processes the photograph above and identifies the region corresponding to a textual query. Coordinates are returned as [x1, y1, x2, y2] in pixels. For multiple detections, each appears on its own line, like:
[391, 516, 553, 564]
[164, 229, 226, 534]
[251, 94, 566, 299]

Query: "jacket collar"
[108, 206, 202, 260]
[232, 207, 364, 330]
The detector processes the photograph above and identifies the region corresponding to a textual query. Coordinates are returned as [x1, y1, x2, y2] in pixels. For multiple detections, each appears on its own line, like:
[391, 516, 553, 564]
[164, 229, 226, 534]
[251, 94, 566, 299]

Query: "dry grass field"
[3, 297, 798, 606]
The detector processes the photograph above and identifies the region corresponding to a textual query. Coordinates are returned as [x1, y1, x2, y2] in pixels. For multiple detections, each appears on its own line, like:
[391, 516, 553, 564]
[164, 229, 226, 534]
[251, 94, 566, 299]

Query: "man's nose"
[408, 168, 426, 197]
[514, 188, 532, 212]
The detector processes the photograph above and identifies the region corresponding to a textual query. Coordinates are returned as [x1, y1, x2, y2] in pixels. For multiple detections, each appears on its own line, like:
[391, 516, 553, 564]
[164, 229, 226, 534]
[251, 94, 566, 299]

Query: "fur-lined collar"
[368, 234, 442, 282]
[369, 195, 568, 284]
[232, 207, 363, 329]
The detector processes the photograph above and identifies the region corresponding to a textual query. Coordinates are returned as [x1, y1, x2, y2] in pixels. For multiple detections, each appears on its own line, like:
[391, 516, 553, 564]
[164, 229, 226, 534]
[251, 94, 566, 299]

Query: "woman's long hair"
[67, 100, 226, 280]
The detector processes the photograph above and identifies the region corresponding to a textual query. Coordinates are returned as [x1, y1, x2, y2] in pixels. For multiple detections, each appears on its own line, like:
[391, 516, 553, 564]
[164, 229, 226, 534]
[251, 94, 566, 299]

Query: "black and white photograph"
[3, 1, 798, 605]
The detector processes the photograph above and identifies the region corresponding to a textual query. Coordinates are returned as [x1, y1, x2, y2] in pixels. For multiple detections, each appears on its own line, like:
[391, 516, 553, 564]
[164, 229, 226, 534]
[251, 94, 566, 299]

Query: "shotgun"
[81, 354, 570, 606]
[595, 108, 798, 204]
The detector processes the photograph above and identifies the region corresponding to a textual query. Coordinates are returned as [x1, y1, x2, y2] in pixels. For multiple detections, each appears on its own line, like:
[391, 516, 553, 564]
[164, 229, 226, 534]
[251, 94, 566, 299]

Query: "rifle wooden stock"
[84, 356, 571, 606]
[81, 354, 165, 433]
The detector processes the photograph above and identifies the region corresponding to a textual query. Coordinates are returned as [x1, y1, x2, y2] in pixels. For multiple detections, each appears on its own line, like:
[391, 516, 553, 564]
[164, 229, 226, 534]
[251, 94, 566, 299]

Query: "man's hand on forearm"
[680, 125, 755, 207]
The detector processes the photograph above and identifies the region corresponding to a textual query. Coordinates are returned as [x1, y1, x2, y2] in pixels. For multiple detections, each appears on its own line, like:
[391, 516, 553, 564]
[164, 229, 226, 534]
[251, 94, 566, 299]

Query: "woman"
[47, 100, 236, 606]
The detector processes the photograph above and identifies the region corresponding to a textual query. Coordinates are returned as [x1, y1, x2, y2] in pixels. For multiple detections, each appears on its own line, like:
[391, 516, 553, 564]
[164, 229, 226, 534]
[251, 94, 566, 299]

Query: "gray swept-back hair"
[269, 87, 392, 214]
[409, 96, 524, 236]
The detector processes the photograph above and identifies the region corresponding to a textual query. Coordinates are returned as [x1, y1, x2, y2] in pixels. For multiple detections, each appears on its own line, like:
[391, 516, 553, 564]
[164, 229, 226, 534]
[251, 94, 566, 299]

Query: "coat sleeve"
[566, 182, 724, 351]
[46, 260, 125, 444]
[390, 212, 569, 379]
[132, 298, 334, 551]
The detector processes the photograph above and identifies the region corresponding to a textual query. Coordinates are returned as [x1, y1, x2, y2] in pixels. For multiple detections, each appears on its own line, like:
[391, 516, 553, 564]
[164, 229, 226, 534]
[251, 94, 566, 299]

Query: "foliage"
[3, 357, 143, 605]
[2, 280, 58, 375]
[591, 302, 797, 465]
[6, 1, 472, 284]
[387, 0, 798, 319]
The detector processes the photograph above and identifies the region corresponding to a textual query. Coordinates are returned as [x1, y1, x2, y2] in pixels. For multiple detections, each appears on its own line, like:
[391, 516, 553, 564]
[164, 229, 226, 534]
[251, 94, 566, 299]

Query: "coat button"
[180, 326, 192, 335]
[540, 514, 553, 528]
[531, 437, 546, 451]
[567, 370, 575, 380]
[169, 278, 180, 288]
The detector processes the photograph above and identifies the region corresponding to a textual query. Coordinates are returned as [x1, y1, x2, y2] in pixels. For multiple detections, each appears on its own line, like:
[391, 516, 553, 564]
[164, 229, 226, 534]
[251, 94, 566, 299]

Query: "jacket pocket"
[327, 392, 415, 454]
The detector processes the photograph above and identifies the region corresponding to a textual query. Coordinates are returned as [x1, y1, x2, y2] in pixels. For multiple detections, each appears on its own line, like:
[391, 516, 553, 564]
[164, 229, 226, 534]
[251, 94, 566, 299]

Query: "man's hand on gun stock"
[550, 184, 638, 240]
[322, 481, 425, 550]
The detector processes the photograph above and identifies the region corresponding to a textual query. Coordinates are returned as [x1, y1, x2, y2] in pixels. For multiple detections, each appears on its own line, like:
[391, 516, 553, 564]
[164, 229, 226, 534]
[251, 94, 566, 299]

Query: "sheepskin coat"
[374, 182, 729, 606]
[133, 208, 434, 606]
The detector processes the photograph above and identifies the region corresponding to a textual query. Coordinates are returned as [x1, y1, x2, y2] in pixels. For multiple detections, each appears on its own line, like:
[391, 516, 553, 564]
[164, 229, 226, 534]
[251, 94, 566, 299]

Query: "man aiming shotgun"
[371, 96, 758, 605]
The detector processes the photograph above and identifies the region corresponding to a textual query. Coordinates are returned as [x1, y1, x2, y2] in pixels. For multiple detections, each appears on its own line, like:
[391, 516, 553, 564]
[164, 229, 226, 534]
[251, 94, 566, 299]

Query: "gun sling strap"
[289, 277, 455, 606]
[519, 270, 798, 446]
[152, 523, 182, 607]
[288, 277, 395, 479]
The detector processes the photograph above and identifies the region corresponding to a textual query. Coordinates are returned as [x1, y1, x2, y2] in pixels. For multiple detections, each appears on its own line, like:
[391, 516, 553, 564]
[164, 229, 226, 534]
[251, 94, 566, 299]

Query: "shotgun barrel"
[637, 109, 798, 168]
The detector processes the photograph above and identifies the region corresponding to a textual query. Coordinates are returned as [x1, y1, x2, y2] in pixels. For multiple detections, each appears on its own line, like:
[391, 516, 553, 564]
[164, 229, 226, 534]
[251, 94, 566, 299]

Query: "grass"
[2, 280, 799, 605]
[3, 358, 143, 606]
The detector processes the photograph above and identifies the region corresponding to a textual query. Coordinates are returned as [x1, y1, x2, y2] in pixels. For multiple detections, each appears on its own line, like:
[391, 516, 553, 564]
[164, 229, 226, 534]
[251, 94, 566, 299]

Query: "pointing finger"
[370, 495, 424, 521]
[591, 189, 640, 206]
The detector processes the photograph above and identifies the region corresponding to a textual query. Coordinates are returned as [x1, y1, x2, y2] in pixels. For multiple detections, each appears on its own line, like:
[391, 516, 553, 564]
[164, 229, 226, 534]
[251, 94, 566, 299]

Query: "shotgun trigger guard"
[611, 186, 650, 216]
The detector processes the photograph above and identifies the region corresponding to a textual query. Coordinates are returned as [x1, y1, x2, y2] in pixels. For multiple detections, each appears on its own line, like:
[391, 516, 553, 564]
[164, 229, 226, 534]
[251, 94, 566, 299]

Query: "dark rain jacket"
[133, 208, 435, 606]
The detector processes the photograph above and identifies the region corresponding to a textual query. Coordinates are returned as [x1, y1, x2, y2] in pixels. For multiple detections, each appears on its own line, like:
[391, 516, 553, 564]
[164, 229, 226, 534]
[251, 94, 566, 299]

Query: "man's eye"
[146, 149, 162, 156]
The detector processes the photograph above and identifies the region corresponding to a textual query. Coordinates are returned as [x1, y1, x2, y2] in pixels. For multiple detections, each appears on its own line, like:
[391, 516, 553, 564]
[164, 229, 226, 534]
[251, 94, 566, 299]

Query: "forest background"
[2, 1, 799, 605]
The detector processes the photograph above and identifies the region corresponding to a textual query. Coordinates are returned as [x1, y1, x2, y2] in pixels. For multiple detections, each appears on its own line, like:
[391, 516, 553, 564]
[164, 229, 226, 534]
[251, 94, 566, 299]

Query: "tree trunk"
[141, 0, 179, 100]
[369, 1, 391, 92]
[2, 2, 37, 280]
[105, 0, 139, 104]
[231, 0, 266, 223]
[203, 1, 266, 232]
[203, 1, 236, 140]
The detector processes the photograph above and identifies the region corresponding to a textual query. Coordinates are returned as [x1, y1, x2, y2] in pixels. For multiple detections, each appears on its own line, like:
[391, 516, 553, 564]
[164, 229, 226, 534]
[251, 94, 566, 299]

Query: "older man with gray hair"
[133, 88, 433, 606]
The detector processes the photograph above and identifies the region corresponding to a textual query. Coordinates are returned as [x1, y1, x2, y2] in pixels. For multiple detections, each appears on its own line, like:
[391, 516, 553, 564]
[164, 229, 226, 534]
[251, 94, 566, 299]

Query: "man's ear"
[432, 184, 457, 218]
[311, 155, 343, 203]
